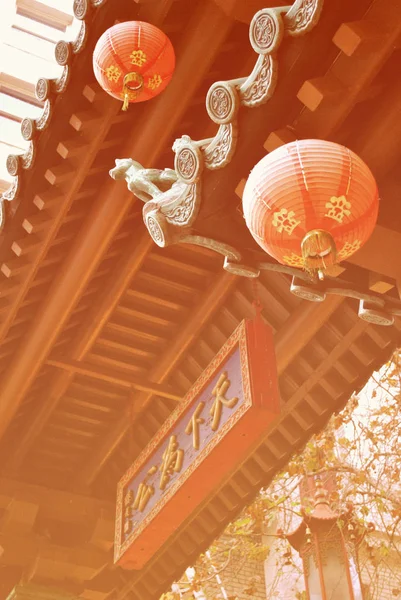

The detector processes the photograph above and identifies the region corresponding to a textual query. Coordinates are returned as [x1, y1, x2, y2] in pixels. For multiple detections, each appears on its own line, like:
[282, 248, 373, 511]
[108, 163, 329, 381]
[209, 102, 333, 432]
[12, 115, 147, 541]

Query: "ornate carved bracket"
[286, 273, 401, 326]
[113, 0, 324, 257]
[112, 0, 401, 325]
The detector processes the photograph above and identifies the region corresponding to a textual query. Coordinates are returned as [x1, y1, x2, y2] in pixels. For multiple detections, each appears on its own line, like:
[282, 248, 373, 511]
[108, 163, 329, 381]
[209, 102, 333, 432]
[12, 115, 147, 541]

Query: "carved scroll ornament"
[109, 0, 401, 324]
[111, 0, 324, 264]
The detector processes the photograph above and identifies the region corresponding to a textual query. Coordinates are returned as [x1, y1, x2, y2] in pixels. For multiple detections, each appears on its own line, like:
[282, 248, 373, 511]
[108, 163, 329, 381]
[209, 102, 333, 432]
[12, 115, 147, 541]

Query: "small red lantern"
[93, 21, 175, 111]
[242, 140, 379, 278]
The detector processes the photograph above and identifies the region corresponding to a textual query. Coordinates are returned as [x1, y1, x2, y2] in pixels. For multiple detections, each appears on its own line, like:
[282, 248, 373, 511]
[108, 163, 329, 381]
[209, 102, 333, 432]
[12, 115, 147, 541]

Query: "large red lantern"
[242, 140, 379, 278]
[93, 21, 175, 110]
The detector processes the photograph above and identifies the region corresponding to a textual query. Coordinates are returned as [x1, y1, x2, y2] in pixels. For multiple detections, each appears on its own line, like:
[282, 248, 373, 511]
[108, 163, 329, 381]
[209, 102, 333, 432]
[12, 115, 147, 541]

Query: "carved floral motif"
[21, 143, 35, 169]
[35, 100, 52, 131]
[21, 118, 35, 141]
[252, 12, 277, 51]
[55, 66, 70, 94]
[72, 21, 88, 54]
[36, 78, 49, 101]
[73, 0, 89, 20]
[176, 148, 197, 181]
[204, 124, 237, 170]
[2, 177, 20, 202]
[55, 41, 71, 66]
[210, 87, 231, 120]
[146, 216, 165, 246]
[284, 0, 323, 36]
[6, 155, 19, 177]
[239, 54, 277, 107]
[206, 82, 239, 125]
[164, 185, 197, 226]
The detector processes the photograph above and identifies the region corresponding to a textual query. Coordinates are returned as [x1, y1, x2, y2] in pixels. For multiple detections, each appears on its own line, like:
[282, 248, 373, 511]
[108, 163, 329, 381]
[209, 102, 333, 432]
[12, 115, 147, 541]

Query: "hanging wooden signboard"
[114, 315, 280, 569]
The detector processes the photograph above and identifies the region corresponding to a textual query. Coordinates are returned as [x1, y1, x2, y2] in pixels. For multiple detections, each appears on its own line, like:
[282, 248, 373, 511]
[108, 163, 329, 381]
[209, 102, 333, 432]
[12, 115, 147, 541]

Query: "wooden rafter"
[0, 532, 109, 582]
[296, 0, 401, 137]
[8, 233, 153, 472]
[47, 359, 183, 401]
[275, 296, 344, 372]
[77, 270, 237, 485]
[0, 477, 114, 523]
[112, 311, 382, 600]
[0, 87, 124, 342]
[347, 226, 401, 282]
[78, 292, 344, 486]
[0, 0, 234, 446]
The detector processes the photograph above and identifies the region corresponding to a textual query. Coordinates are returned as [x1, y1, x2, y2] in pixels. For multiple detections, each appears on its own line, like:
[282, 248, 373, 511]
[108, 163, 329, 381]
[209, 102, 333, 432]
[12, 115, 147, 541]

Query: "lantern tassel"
[122, 92, 130, 112]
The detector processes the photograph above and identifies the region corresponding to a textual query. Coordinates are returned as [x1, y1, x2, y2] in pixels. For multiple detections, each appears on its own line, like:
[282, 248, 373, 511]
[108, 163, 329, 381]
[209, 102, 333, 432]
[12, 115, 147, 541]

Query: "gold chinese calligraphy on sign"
[116, 318, 280, 570]
[124, 371, 239, 534]
[210, 371, 238, 431]
[124, 465, 158, 533]
[184, 371, 238, 450]
[185, 401, 205, 449]
[159, 435, 184, 490]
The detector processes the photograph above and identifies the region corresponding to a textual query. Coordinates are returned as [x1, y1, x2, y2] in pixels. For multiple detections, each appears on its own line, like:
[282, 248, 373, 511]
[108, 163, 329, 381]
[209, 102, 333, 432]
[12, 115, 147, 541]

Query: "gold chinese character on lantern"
[185, 402, 205, 450]
[130, 49, 147, 67]
[148, 74, 162, 90]
[160, 435, 184, 490]
[210, 371, 238, 431]
[105, 64, 122, 83]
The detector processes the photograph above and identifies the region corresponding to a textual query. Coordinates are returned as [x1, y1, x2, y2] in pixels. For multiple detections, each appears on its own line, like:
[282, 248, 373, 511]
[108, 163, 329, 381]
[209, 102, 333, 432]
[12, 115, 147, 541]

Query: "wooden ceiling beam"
[347, 225, 401, 282]
[0, 0, 233, 454]
[78, 290, 344, 486]
[275, 295, 344, 373]
[0, 86, 123, 342]
[77, 271, 237, 485]
[137, 0, 176, 25]
[0, 533, 108, 583]
[0, 477, 114, 521]
[114, 309, 376, 600]
[16, 0, 73, 32]
[47, 359, 183, 401]
[296, 0, 401, 138]
[6, 237, 152, 473]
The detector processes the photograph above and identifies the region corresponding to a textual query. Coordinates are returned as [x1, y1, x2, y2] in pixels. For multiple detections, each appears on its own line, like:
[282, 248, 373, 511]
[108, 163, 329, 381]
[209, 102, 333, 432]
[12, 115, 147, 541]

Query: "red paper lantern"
[242, 140, 379, 278]
[93, 21, 175, 110]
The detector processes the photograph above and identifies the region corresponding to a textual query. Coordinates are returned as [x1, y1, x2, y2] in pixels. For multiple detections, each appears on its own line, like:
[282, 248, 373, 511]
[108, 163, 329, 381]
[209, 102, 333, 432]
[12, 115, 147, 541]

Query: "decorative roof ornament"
[0, 0, 109, 230]
[110, 0, 401, 326]
[111, 0, 325, 265]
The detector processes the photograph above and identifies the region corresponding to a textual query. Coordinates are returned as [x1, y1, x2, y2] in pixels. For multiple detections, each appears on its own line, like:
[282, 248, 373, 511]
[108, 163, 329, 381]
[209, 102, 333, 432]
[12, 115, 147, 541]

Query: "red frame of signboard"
[114, 315, 280, 569]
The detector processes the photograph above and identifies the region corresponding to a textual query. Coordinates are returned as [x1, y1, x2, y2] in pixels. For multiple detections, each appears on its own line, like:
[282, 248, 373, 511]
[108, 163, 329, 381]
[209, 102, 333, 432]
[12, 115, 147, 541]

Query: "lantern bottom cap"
[122, 72, 144, 111]
[301, 229, 337, 280]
